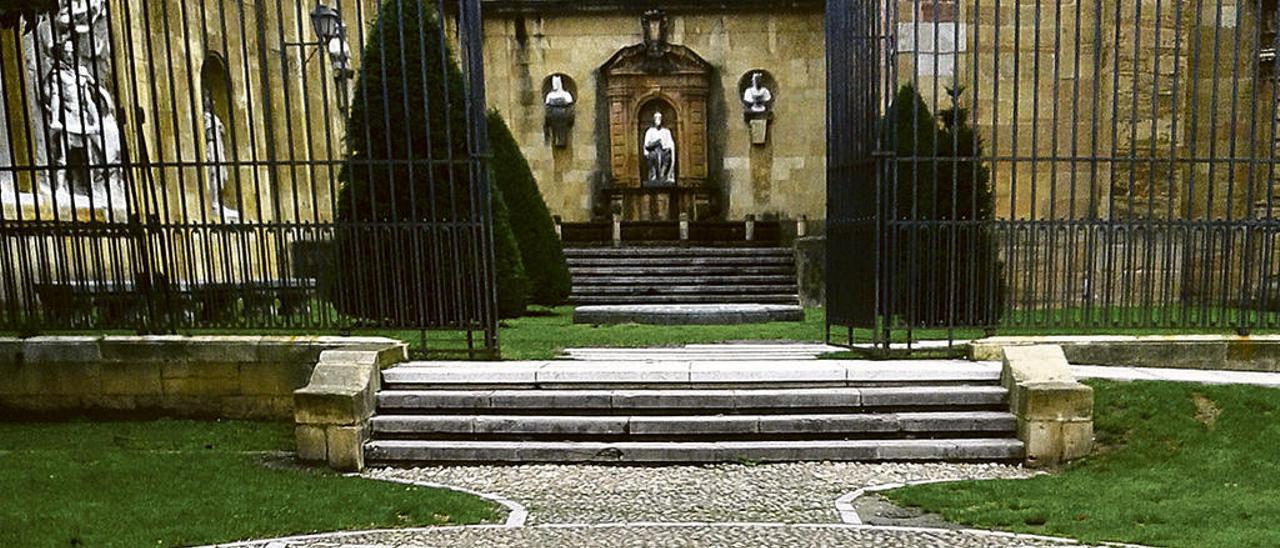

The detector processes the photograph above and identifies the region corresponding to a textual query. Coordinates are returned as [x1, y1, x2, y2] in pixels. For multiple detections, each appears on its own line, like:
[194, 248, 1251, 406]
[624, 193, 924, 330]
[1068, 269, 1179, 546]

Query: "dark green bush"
[331, 0, 527, 324]
[491, 184, 530, 318]
[486, 111, 571, 306]
[883, 84, 1003, 326]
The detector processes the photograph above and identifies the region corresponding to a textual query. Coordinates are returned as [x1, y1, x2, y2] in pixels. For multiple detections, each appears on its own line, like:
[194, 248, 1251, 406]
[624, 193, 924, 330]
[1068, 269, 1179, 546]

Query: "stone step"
[562, 344, 839, 361]
[369, 411, 1016, 437]
[570, 275, 799, 285]
[564, 247, 793, 258]
[569, 266, 796, 276]
[566, 256, 795, 267]
[382, 361, 1001, 387]
[571, 294, 800, 305]
[377, 386, 1007, 412]
[571, 285, 799, 295]
[364, 438, 1025, 463]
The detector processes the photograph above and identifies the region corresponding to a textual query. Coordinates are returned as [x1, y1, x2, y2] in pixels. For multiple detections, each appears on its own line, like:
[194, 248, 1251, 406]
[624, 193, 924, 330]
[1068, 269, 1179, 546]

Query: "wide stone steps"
[566, 247, 795, 258]
[564, 246, 801, 309]
[567, 256, 795, 267]
[370, 411, 1016, 438]
[569, 266, 795, 276]
[573, 284, 798, 295]
[573, 294, 800, 305]
[572, 275, 797, 285]
[367, 360, 1022, 464]
[365, 439, 1025, 463]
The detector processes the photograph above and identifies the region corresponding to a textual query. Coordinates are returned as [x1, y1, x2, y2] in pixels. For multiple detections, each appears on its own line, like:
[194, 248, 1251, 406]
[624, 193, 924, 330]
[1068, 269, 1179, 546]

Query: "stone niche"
[600, 11, 713, 221]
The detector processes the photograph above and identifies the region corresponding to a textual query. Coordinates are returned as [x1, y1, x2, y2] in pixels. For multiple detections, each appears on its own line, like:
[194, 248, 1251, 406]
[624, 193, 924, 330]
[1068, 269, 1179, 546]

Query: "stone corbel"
[745, 110, 773, 146]
[545, 104, 574, 148]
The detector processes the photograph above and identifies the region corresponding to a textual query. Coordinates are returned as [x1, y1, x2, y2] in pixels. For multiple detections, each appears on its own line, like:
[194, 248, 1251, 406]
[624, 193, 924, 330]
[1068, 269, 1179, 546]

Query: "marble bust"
[544, 75, 575, 147]
[643, 112, 675, 185]
[545, 75, 574, 106]
[742, 72, 773, 114]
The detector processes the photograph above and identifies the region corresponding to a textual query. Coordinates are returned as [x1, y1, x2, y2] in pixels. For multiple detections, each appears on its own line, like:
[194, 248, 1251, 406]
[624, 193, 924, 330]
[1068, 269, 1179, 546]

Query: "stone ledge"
[294, 343, 407, 472]
[1000, 345, 1094, 468]
[973, 335, 1280, 372]
[0, 336, 404, 421]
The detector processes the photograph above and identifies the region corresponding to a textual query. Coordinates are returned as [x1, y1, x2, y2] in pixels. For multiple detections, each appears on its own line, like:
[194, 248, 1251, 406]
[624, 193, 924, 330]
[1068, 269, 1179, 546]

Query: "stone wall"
[0, 335, 401, 420]
[481, 7, 828, 222]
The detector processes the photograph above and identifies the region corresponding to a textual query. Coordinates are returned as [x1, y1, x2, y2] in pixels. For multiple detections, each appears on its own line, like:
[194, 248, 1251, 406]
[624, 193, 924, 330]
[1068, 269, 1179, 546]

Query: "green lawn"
[0, 419, 499, 548]
[884, 380, 1280, 547]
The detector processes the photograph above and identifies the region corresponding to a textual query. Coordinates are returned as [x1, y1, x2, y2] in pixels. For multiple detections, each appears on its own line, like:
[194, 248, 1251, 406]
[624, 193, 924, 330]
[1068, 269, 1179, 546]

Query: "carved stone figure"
[742, 72, 773, 114]
[203, 96, 239, 220]
[544, 75, 575, 147]
[41, 0, 125, 212]
[643, 111, 675, 185]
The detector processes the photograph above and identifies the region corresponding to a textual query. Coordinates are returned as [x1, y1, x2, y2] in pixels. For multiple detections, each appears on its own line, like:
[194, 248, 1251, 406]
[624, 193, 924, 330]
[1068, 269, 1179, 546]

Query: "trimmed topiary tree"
[491, 184, 530, 318]
[331, 0, 528, 324]
[883, 84, 1002, 327]
[486, 111, 571, 306]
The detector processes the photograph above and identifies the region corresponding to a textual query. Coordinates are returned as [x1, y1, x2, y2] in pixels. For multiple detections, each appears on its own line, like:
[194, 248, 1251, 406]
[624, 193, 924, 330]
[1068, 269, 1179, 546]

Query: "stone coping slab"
[972, 335, 1280, 372]
[573, 304, 804, 325]
[384, 360, 999, 386]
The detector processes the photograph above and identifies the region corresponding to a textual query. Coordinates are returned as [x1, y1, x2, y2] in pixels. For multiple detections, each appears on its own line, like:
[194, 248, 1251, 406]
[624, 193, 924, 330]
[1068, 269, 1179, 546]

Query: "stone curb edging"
[836, 478, 1150, 548]
[350, 473, 529, 528]
[200, 475, 528, 548]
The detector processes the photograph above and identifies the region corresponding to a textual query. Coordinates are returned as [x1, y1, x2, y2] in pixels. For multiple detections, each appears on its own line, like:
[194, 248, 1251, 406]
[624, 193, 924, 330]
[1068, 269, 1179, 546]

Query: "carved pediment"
[601, 43, 712, 77]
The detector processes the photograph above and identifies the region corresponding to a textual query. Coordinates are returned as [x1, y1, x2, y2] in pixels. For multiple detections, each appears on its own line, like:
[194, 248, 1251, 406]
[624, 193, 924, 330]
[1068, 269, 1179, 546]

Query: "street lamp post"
[309, 3, 353, 112]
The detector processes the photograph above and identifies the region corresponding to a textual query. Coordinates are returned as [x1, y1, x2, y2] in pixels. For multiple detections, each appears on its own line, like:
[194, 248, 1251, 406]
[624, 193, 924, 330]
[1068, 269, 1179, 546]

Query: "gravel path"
[267, 523, 1088, 547]
[224, 462, 1113, 547]
[365, 462, 1033, 525]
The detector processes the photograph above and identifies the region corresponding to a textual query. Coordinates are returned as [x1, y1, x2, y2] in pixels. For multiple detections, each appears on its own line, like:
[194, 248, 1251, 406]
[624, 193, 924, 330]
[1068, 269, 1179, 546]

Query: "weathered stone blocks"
[292, 343, 407, 472]
[0, 336, 404, 420]
[1001, 345, 1094, 467]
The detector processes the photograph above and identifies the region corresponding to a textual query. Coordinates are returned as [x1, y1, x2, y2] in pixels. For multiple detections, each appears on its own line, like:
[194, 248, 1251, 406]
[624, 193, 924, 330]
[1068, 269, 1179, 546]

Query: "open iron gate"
[0, 0, 498, 355]
[828, 0, 1280, 347]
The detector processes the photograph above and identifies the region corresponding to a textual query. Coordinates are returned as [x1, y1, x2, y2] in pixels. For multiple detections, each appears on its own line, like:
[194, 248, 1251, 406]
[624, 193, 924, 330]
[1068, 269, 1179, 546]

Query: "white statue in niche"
[544, 75, 574, 106]
[202, 96, 239, 220]
[41, 0, 125, 213]
[643, 111, 675, 185]
[742, 72, 772, 114]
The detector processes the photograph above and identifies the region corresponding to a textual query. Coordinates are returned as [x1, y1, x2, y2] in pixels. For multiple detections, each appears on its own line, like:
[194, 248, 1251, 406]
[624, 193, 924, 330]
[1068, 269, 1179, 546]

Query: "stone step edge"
[381, 363, 1002, 386]
[375, 386, 1008, 410]
[364, 438, 1025, 463]
[369, 411, 1017, 436]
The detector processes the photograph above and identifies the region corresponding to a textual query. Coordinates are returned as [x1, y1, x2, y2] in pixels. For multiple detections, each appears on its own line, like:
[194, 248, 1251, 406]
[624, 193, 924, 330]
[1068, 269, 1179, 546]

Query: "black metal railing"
[0, 0, 497, 355]
[827, 0, 1280, 346]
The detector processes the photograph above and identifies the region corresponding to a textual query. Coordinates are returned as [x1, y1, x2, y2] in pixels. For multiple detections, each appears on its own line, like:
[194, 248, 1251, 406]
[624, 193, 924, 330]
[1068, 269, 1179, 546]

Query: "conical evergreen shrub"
[331, 0, 528, 324]
[491, 184, 530, 317]
[486, 111, 571, 306]
[883, 84, 1003, 326]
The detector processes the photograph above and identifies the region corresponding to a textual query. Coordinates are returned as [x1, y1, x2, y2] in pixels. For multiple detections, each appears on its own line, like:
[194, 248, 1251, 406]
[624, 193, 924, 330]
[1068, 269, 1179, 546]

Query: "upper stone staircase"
[364, 357, 1023, 464]
[565, 246, 800, 306]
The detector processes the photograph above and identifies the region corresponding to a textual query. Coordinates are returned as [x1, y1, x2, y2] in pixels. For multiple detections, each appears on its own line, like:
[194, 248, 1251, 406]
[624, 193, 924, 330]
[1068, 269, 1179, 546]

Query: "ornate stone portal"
[600, 10, 712, 221]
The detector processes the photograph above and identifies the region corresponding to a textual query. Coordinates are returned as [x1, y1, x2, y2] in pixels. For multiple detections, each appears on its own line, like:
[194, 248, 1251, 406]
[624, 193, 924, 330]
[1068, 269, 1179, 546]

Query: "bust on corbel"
[543, 74, 576, 148]
[739, 70, 775, 145]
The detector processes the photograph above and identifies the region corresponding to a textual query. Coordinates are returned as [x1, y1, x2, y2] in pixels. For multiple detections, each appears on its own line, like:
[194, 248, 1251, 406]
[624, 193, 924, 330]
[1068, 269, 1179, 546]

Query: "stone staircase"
[364, 360, 1023, 464]
[565, 247, 800, 306]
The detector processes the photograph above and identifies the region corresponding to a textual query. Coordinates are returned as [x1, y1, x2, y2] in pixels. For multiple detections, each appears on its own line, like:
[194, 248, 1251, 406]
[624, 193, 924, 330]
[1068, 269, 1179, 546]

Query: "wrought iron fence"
[828, 0, 1280, 345]
[0, 0, 498, 355]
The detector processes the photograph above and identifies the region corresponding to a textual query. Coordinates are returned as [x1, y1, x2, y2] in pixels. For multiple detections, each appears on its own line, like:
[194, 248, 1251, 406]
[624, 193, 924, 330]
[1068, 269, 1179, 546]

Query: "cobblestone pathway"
[225, 462, 1109, 547]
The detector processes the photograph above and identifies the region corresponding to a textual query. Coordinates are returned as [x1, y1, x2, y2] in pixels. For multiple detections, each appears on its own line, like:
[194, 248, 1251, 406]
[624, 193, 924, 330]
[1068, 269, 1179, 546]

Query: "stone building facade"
[480, 0, 828, 223]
